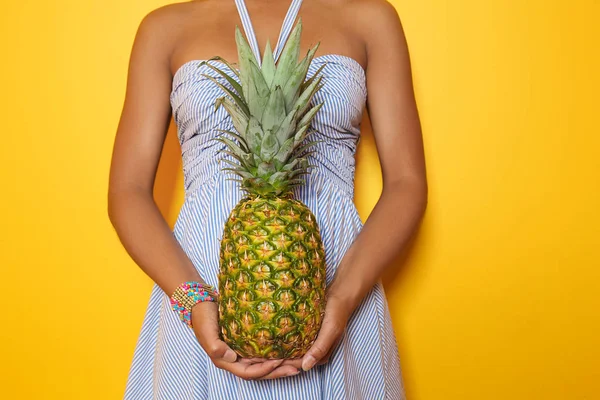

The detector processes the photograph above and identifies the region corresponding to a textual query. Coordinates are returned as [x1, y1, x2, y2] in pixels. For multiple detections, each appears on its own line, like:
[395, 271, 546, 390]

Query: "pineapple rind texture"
[218, 195, 327, 359]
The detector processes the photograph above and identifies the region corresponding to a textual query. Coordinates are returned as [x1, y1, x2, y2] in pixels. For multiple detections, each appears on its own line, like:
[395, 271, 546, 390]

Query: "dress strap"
[272, 0, 304, 62]
[233, 0, 304, 66]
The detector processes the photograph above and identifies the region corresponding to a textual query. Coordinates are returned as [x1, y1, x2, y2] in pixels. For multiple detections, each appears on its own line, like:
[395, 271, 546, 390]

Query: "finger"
[200, 326, 238, 363]
[192, 303, 238, 363]
[205, 340, 238, 363]
[216, 358, 284, 380]
[301, 318, 344, 371]
[281, 358, 303, 369]
[238, 357, 269, 365]
[258, 365, 301, 380]
[316, 336, 341, 366]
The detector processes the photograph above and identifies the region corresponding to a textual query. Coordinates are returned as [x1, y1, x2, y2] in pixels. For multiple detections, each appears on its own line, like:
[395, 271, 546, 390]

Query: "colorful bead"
[169, 281, 218, 329]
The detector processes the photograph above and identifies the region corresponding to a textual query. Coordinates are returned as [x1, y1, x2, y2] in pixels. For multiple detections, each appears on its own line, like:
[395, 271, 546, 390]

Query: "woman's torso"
[169, 0, 368, 201]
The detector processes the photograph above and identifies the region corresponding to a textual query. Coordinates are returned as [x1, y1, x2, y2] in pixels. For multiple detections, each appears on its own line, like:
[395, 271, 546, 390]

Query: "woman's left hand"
[298, 293, 355, 371]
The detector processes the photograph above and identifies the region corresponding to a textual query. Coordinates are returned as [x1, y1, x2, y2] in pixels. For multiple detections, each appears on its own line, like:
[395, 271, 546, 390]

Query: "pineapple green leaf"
[292, 140, 324, 156]
[257, 161, 276, 176]
[274, 107, 299, 146]
[272, 158, 283, 170]
[261, 39, 276, 88]
[260, 131, 280, 161]
[214, 96, 224, 112]
[280, 159, 299, 171]
[289, 168, 314, 179]
[217, 96, 249, 136]
[282, 44, 319, 112]
[297, 103, 323, 131]
[272, 18, 302, 90]
[253, 154, 264, 166]
[219, 150, 245, 165]
[246, 116, 265, 155]
[221, 168, 255, 179]
[301, 62, 327, 92]
[286, 178, 307, 186]
[240, 153, 257, 168]
[223, 168, 252, 180]
[215, 129, 250, 152]
[220, 164, 245, 173]
[301, 151, 319, 159]
[199, 56, 241, 78]
[198, 60, 244, 99]
[201, 74, 249, 116]
[220, 156, 253, 172]
[261, 85, 286, 135]
[291, 75, 323, 117]
[273, 136, 296, 164]
[267, 171, 288, 185]
[235, 26, 260, 100]
[244, 177, 270, 193]
[293, 124, 309, 146]
[214, 136, 248, 159]
[247, 61, 271, 117]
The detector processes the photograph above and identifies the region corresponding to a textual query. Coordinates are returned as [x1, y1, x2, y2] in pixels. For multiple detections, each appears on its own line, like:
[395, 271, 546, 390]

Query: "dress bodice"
[169, 0, 367, 199]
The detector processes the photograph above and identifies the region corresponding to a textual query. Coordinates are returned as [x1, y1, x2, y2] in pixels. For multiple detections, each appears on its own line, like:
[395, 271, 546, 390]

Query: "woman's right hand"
[191, 301, 300, 380]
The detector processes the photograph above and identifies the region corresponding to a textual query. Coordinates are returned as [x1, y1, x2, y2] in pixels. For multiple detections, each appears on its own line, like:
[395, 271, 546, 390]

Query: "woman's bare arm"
[301, 0, 428, 370]
[327, 0, 428, 308]
[108, 8, 204, 297]
[108, 7, 295, 379]
[329, 1, 428, 295]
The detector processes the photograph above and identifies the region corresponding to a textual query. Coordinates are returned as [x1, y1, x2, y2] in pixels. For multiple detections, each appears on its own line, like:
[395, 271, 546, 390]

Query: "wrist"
[169, 281, 218, 328]
[327, 269, 375, 317]
[326, 282, 365, 320]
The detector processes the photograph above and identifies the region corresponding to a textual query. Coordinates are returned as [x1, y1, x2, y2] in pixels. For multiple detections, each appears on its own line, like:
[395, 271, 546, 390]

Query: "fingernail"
[302, 355, 316, 371]
[224, 349, 237, 362]
[287, 369, 300, 376]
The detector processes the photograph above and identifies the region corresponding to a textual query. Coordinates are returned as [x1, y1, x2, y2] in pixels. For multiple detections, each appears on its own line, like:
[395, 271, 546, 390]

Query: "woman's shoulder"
[136, 0, 229, 40]
[338, 0, 401, 28]
[132, 0, 224, 66]
[323, 0, 398, 15]
[340, 0, 405, 56]
[138, 0, 218, 29]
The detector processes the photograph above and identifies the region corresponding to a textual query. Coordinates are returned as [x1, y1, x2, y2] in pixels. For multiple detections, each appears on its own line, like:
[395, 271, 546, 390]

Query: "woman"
[108, 0, 427, 398]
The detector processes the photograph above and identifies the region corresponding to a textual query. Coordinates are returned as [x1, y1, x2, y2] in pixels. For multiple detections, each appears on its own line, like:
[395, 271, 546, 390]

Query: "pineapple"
[198, 18, 328, 359]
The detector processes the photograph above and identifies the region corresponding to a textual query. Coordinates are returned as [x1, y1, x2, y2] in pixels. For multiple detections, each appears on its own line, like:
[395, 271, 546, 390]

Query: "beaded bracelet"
[169, 281, 218, 329]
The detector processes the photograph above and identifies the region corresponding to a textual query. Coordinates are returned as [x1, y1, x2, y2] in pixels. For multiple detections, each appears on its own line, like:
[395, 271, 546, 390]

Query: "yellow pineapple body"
[218, 193, 326, 359]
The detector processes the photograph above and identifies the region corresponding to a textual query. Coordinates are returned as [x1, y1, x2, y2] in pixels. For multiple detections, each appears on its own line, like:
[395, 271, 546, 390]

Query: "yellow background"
[1, 0, 598, 399]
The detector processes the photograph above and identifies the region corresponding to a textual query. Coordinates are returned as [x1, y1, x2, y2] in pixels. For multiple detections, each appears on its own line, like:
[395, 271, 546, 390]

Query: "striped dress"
[124, 0, 406, 398]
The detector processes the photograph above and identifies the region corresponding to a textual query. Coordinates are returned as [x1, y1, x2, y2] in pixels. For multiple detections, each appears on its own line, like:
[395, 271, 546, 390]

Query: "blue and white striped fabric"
[124, 0, 406, 398]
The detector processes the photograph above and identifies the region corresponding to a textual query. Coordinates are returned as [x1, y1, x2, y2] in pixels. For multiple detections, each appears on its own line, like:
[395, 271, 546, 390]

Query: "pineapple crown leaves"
[201, 17, 327, 196]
